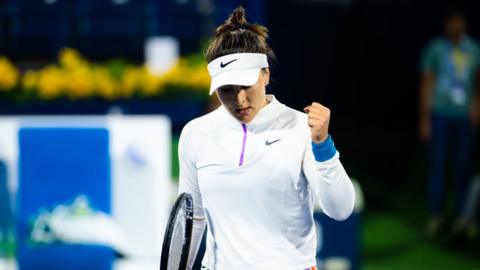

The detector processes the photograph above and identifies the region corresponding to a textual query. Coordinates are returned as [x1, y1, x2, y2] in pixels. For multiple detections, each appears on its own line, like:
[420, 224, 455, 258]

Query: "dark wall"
[267, 0, 480, 207]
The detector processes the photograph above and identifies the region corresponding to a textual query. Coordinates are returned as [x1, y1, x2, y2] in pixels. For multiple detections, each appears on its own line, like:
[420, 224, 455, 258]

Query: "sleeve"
[177, 123, 207, 269]
[302, 135, 355, 221]
[420, 40, 438, 74]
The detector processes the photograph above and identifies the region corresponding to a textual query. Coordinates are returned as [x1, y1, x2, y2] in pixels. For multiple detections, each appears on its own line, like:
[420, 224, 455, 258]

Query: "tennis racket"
[160, 192, 194, 270]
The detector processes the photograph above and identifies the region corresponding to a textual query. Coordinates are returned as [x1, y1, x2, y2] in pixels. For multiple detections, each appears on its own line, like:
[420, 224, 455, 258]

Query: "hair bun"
[214, 6, 248, 36]
[206, 6, 275, 63]
[228, 6, 247, 26]
[214, 6, 268, 39]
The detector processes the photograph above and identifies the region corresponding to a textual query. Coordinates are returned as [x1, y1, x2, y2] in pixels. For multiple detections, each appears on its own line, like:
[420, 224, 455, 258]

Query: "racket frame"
[160, 192, 194, 270]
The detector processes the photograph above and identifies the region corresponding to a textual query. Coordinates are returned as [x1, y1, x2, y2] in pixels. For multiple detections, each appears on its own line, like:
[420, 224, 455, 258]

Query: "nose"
[236, 88, 247, 105]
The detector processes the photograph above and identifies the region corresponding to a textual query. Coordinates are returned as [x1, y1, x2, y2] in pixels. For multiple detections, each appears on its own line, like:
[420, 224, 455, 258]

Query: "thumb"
[303, 106, 310, 113]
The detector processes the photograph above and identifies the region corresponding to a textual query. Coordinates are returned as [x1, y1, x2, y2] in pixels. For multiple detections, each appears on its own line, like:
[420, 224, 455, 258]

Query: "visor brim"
[209, 68, 262, 95]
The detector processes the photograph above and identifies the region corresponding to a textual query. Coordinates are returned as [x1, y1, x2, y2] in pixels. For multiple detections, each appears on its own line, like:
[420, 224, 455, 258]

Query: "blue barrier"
[315, 212, 361, 270]
[16, 127, 114, 270]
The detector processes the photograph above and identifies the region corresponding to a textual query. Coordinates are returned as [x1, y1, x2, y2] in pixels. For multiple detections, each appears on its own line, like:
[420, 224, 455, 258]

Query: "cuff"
[311, 135, 337, 162]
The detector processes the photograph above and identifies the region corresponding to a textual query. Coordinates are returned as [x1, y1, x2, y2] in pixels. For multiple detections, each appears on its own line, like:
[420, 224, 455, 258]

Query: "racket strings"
[160, 193, 193, 270]
[168, 206, 187, 269]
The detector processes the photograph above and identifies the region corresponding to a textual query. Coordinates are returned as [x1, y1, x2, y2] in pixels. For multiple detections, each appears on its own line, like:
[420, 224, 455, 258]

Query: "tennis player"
[178, 7, 355, 270]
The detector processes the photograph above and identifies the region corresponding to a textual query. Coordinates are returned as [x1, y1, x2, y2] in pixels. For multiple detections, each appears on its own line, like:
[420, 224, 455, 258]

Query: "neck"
[448, 33, 464, 45]
[261, 95, 269, 108]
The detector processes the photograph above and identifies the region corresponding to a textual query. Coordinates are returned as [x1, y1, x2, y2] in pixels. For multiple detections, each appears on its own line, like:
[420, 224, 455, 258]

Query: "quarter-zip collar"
[219, 94, 283, 133]
[217, 94, 284, 166]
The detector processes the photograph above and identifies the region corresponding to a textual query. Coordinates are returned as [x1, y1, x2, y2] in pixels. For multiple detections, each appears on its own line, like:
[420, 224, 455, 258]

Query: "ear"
[263, 68, 270, 85]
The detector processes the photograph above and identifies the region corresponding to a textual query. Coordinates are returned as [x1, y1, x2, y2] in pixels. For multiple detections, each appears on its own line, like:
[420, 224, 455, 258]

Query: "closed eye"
[218, 85, 249, 93]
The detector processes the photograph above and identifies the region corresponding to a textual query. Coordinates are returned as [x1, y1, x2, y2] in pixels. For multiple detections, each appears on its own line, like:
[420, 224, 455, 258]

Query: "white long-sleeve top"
[178, 95, 355, 270]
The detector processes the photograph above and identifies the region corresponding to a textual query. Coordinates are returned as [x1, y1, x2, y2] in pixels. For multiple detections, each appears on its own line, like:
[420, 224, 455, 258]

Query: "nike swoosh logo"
[220, 59, 237, 68]
[265, 139, 281, 146]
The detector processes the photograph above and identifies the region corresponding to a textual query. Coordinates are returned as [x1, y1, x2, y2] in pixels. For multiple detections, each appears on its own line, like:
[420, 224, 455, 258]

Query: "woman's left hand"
[304, 102, 330, 144]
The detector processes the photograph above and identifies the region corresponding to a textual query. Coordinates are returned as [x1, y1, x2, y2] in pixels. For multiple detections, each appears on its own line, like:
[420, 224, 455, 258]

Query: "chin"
[233, 115, 249, 123]
[242, 116, 255, 123]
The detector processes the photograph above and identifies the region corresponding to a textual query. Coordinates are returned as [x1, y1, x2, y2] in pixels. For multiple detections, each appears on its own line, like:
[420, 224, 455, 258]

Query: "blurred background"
[1, 0, 480, 269]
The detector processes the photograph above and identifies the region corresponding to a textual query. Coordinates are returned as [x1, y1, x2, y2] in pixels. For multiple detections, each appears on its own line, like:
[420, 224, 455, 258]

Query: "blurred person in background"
[419, 6, 480, 239]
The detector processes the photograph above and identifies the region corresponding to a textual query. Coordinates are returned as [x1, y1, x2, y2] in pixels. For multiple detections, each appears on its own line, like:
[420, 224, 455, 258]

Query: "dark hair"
[444, 5, 466, 21]
[205, 6, 276, 64]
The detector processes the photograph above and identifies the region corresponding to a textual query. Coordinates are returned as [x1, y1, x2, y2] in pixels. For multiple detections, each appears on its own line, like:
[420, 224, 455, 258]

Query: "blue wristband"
[311, 135, 337, 162]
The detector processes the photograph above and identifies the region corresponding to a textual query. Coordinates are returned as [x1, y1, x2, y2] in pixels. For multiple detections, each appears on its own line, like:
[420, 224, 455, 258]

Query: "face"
[445, 14, 466, 41]
[216, 69, 270, 123]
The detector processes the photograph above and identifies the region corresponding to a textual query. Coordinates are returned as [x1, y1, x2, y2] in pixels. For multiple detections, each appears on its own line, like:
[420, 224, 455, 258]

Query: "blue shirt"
[420, 36, 480, 116]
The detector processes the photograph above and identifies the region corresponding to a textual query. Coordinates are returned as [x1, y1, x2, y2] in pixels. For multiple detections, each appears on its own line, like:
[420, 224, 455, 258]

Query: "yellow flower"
[138, 67, 166, 96]
[119, 66, 141, 98]
[0, 56, 19, 91]
[188, 68, 210, 90]
[162, 60, 186, 87]
[9, 47, 212, 100]
[159, 58, 210, 94]
[64, 67, 95, 99]
[37, 65, 66, 99]
[22, 70, 39, 91]
[59, 47, 86, 70]
[92, 67, 117, 100]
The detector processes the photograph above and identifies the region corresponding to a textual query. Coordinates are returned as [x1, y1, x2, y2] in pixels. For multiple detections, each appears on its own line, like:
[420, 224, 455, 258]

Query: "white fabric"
[207, 53, 269, 95]
[178, 95, 355, 270]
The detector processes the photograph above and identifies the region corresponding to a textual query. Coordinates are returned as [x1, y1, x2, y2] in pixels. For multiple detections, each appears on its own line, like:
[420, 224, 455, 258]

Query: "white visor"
[207, 53, 269, 95]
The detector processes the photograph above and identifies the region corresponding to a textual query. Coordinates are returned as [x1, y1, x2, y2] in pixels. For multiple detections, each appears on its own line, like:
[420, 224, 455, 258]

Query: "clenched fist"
[304, 102, 330, 144]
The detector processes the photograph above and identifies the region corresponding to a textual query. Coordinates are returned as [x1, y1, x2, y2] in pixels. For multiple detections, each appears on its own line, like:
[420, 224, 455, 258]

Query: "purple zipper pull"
[239, 123, 247, 166]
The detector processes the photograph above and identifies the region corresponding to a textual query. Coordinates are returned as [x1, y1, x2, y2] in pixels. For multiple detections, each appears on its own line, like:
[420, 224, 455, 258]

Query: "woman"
[179, 7, 355, 270]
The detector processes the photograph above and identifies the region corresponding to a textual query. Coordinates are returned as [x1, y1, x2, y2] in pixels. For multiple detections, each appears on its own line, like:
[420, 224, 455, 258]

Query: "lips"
[235, 107, 252, 116]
